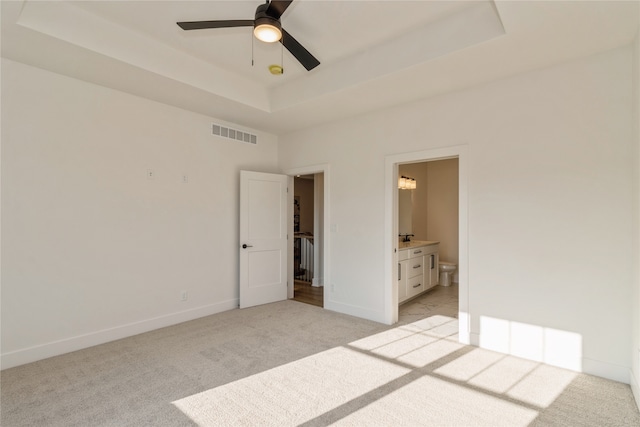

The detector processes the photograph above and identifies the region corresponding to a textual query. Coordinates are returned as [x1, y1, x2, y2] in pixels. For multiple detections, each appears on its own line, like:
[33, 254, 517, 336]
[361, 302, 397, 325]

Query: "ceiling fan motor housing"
[255, 3, 282, 30]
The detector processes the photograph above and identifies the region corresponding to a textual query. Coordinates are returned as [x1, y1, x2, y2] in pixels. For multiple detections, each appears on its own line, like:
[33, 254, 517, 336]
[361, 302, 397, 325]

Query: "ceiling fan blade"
[281, 28, 320, 71]
[177, 20, 254, 31]
[266, 0, 293, 19]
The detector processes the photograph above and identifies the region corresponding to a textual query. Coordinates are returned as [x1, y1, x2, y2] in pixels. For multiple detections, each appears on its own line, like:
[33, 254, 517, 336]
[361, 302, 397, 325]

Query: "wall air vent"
[212, 124, 257, 144]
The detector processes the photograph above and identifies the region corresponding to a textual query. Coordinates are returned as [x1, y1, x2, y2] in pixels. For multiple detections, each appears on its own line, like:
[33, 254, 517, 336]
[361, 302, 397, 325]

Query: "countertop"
[398, 240, 439, 250]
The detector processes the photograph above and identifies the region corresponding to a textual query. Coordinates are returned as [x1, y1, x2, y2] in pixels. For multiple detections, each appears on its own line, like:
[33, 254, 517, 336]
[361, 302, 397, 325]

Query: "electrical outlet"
[181, 291, 188, 301]
[147, 169, 155, 180]
[182, 174, 188, 183]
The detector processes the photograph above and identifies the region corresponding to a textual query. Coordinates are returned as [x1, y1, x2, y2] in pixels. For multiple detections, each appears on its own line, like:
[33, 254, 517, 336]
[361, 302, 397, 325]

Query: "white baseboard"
[470, 332, 481, 347]
[631, 368, 640, 411]
[1, 299, 238, 370]
[457, 311, 471, 345]
[582, 357, 630, 384]
[325, 299, 385, 324]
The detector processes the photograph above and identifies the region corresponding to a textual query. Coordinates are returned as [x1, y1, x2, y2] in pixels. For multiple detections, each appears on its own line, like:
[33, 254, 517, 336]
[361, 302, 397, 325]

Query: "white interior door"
[239, 170, 288, 309]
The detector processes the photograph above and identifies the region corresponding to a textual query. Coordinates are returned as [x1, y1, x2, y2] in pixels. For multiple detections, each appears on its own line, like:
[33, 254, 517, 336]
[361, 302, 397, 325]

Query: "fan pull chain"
[251, 33, 254, 67]
[281, 42, 284, 74]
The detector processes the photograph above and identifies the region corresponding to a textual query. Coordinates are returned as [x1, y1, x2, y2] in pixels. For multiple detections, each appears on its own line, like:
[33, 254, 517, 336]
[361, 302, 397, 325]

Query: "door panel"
[248, 179, 283, 239]
[240, 171, 288, 309]
[248, 250, 282, 288]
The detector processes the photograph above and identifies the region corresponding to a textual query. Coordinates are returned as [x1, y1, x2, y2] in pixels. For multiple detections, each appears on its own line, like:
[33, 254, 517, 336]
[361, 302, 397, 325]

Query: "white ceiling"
[2, 1, 639, 134]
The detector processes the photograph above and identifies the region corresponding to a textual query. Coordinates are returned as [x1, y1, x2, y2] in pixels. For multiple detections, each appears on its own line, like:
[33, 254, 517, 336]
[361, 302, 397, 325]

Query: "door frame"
[384, 145, 470, 344]
[284, 164, 330, 308]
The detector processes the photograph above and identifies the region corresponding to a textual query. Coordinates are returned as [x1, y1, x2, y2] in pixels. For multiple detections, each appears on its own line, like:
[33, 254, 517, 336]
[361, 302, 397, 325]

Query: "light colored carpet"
[2, 300, 639, 426]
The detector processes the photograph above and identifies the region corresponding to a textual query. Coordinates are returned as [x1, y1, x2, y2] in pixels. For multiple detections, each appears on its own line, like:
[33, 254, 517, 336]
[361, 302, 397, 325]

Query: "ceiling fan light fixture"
[254, 20, 282, 43]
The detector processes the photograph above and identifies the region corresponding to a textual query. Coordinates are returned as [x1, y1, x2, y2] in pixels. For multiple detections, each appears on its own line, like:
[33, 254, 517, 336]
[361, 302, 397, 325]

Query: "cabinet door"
[426, 252, 439, 290]
[407, 257, 424, 279]
[398, 260, 409, 303]
[407, 275, 424, 298]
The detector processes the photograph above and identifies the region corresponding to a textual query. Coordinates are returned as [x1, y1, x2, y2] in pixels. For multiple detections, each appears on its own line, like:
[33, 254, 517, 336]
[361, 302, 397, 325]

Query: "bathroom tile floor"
[398, 283, 459, 324]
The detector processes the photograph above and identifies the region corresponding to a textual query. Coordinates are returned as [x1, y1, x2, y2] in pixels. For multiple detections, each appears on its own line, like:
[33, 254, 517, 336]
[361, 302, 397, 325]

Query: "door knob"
[242, 244, 253, 249]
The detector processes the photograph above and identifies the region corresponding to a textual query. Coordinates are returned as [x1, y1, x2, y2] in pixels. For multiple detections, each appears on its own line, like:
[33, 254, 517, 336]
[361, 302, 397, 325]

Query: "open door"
[239, 170, 288, 308]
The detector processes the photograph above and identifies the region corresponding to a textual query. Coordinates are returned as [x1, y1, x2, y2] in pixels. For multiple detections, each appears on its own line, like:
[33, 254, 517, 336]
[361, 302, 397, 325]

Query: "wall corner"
[631, 27, 640, 410]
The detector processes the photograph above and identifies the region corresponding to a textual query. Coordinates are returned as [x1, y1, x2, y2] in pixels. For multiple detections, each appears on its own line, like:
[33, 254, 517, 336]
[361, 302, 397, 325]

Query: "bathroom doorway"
[397, 158, 459, 323]
[384, 145, 469, 343]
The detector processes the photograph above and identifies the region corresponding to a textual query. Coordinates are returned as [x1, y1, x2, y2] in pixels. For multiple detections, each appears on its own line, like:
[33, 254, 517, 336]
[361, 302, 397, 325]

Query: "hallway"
[292, 280, 323, 307]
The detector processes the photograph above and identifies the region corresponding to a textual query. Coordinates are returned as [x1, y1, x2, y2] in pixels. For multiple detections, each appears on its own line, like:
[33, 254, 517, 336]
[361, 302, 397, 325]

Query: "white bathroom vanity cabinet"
[398, 241, 439, 304]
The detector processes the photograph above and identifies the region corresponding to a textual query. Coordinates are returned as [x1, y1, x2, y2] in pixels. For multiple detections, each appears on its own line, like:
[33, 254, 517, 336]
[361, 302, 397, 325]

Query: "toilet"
[439, 262, 457, 286]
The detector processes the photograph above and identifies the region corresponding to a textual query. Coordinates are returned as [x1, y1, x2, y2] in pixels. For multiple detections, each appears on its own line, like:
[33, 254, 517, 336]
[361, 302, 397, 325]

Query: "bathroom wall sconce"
[398, 176, 417, 190]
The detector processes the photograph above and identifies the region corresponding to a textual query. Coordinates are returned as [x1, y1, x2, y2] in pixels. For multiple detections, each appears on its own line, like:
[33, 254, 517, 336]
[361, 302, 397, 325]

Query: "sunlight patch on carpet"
[349, 316, 464, 368]
[336, 375, 539, 426]
[434, 347, 505, 381]
[467, 356, 539, 394]
[396, 337, 465, 368]
[506, 364, 578, 408]
[434, 347, 578, 409]
[172, 346, 410, 426]
[172, 313, 580, 425]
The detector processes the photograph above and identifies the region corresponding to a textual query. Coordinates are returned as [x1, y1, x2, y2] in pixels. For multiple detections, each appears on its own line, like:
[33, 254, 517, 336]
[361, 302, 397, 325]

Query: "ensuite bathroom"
[397, 158, 459, 323]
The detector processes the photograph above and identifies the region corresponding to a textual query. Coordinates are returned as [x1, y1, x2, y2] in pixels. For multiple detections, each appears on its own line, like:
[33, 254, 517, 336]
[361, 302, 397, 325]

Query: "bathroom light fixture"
[398, 176, 417, 190]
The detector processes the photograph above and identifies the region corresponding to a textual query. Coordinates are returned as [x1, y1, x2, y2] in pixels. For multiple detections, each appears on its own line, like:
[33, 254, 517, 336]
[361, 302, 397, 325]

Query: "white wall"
[1, 59, 279, 368]
[279, 46, 634, 382]
[631, 30, 640, 405]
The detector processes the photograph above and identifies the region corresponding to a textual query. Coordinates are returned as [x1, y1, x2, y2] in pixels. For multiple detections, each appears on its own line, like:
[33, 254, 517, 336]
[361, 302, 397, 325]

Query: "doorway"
[384, 145, 469, 344]
[284, 165, 329, 309]
[397, 158, 459, 323]
[292, 174, 323, 307]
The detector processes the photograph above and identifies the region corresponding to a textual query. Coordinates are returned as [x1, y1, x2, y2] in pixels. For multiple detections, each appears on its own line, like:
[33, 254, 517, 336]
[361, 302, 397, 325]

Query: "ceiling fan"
[177, 0, 320, 71]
